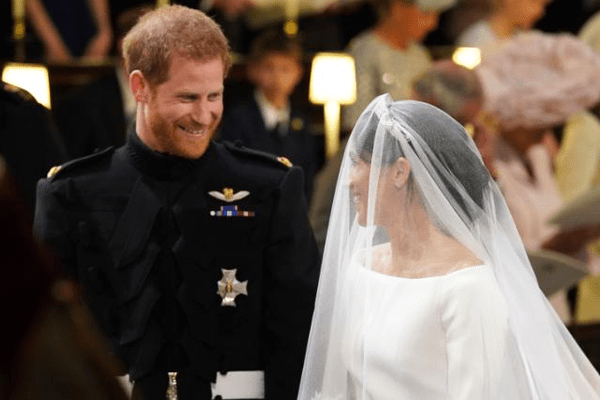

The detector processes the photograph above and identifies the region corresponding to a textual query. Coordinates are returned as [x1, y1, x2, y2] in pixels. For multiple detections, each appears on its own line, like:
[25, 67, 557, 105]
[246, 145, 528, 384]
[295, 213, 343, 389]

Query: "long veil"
[298, 94, 600, 400]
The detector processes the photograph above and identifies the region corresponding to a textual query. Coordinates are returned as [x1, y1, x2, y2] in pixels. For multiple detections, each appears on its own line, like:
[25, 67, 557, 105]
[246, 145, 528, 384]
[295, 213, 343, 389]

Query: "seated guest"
[341, 0, 458, 132]
[456, 0, 551, 55]
[220, 29, 320, 201]
[411, 59, 496, 173]
[477, 31, 600, 322]
[555, 17, 600, 323]
[411, 59, 483, 126]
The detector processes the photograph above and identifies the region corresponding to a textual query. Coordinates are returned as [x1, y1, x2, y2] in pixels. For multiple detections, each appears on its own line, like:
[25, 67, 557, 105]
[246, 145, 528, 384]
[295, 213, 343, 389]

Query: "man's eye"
[208, 93, 222, 101]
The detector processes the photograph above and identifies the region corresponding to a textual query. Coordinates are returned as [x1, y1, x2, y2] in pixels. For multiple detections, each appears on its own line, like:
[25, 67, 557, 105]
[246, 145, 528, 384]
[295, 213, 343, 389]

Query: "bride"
[298, 94, 600, 400]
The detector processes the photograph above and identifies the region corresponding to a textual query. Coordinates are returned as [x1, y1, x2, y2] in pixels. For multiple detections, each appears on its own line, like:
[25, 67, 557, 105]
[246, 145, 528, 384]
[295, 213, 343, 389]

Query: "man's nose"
[190, 101, 213, 125]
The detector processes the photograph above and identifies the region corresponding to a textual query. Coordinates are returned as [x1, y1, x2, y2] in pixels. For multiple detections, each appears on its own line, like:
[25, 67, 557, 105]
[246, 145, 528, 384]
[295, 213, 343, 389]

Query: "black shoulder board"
[222, 140, 293, 169]
[46, 147, 115, 180]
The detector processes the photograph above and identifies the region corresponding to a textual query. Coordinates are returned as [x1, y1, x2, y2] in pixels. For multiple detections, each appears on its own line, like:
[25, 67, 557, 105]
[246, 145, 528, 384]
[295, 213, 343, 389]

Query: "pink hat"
[476, 31, 600, 130]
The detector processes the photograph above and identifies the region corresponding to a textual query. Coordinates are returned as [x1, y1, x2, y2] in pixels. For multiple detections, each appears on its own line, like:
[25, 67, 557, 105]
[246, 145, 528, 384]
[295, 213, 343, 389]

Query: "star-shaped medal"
[217, 269, 248, 307]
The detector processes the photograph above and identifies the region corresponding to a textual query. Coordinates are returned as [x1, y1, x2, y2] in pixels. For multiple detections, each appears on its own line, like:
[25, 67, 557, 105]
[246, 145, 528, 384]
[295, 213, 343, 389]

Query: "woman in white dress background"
[298, 94, 600, 399]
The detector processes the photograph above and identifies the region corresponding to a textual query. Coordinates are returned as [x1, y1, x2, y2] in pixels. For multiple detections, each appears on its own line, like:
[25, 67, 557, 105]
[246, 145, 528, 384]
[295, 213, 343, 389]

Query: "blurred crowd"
[6, 0, 600, 396]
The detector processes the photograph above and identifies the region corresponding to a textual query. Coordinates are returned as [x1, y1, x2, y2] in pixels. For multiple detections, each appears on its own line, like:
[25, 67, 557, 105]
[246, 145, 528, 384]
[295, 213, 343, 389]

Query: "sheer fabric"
[298, 95, 600, 400]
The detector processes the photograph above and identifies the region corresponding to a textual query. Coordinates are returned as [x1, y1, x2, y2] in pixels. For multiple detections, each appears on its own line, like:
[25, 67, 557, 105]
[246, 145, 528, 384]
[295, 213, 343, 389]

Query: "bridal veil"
[298, 94, 600, 400]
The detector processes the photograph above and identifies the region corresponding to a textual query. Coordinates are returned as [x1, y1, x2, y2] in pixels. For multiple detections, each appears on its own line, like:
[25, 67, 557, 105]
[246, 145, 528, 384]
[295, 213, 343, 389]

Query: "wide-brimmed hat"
[476, 31, 600, 130]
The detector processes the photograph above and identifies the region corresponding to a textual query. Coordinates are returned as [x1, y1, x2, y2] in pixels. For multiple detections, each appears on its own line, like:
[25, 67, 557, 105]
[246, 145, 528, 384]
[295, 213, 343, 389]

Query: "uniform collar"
[126, 131, 211, 180]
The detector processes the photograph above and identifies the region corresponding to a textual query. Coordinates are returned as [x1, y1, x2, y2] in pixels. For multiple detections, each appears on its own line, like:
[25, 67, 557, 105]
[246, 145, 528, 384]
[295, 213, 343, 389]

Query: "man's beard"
[147, 111, 220, 159]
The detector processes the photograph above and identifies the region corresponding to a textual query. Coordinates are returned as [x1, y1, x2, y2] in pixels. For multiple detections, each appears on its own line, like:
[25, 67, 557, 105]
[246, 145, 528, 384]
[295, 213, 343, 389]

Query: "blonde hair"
[123, 5, 231, 86]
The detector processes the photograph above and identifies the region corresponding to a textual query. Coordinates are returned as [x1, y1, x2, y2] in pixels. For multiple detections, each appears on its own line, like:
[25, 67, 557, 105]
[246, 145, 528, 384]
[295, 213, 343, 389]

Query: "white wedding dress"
[343, 263, 511, 400]
[299, 97, 600, 400]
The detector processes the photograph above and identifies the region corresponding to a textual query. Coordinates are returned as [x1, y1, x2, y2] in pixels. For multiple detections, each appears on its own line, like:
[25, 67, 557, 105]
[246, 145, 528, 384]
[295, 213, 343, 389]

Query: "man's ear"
[393, 157, 411, 189]
[130, 70, 149, 103]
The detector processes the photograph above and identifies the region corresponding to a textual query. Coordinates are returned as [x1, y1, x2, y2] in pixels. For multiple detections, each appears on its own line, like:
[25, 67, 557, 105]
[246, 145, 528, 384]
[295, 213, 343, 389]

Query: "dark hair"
[352, 100, 490, 221]
[247, 29, 304, 65]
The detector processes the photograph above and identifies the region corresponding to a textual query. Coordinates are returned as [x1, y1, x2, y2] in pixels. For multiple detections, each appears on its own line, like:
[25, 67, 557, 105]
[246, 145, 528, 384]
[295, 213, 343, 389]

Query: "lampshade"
[309, 52, 357, 159]
[309, 52, 356, 105]
[452, 47, 481, 70]
[2, 63, 51, 109]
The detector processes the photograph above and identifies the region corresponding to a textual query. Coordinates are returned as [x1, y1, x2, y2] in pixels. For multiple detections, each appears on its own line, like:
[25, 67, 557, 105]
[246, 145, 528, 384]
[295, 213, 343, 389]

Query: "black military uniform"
[33, 132, 321, 400]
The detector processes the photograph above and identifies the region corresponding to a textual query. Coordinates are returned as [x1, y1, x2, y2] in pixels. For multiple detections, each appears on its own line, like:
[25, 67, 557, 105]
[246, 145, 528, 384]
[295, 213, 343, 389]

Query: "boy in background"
[220, 30, 320, 202]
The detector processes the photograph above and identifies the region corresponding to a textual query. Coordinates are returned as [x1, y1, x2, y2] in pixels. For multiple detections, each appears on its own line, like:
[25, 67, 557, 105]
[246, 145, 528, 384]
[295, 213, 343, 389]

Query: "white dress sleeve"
[439, 267, 510, 400]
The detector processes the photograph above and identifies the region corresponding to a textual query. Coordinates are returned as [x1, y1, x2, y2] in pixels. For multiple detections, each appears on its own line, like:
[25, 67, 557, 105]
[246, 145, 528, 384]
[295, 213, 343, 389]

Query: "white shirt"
[254, 90, 290, 133]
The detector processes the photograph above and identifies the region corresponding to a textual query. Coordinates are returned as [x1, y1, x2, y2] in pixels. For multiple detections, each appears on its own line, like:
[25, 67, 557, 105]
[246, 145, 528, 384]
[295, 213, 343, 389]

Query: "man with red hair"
[34, 5, 320, 400]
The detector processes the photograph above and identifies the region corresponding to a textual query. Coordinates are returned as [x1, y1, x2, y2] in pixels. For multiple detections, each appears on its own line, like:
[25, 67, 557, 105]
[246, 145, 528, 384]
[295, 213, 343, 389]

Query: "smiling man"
[33, 5, 320, 400]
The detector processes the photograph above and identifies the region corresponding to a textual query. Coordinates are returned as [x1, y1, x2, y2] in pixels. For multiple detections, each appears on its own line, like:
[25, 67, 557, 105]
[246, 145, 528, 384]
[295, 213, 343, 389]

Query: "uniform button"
[220, 369, 228, 376]
[214, 396, 223, 400]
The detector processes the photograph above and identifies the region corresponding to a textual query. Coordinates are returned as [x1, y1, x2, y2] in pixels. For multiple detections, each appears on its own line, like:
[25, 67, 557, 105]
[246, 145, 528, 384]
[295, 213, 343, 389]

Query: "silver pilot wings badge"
[208, 187, 250, 203]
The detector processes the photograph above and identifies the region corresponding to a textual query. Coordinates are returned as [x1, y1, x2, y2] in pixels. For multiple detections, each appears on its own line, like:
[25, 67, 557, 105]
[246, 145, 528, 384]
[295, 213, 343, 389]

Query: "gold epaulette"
[276, 156, 293, 168]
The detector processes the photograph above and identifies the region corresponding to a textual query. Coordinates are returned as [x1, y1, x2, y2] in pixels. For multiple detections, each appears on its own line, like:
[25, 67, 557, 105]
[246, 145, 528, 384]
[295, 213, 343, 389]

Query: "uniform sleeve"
[34, 176, 124, 361]
[33, 178, 77, 279]
[439, 269, 510, 400]
[263, 166, 321, 400]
